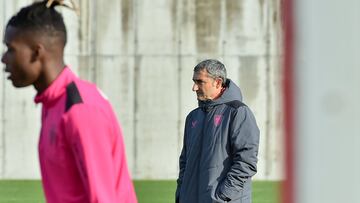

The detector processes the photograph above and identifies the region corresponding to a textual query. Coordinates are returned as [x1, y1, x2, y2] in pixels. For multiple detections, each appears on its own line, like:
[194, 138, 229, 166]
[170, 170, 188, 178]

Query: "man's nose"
[1, 53, 6, 64]
[192, 83, 198, 91]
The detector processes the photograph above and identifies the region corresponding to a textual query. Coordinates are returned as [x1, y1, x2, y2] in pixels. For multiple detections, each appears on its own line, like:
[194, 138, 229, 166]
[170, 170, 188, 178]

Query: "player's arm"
[62, 105, 119, 203]
[216, 107, 260, 201]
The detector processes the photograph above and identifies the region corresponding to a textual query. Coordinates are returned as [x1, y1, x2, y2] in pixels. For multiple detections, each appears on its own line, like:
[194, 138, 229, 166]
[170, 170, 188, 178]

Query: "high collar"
[34, 66, 76, 106]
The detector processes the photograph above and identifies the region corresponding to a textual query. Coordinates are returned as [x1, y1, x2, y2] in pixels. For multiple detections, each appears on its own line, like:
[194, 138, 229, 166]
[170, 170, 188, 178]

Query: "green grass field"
[0, 180, 279, 203]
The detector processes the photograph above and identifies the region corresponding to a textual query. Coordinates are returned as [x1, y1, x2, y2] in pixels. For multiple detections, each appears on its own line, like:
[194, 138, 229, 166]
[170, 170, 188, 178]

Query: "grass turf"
[0, 180, 279, 203]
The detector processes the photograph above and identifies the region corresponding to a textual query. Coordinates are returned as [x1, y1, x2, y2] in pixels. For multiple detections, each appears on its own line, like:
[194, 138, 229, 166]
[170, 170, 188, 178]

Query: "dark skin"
[2, 25, 65, 93]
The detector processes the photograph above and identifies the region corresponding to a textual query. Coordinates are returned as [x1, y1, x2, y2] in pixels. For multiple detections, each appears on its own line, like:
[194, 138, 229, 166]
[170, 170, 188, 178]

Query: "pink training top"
[35, 67, 137, 203]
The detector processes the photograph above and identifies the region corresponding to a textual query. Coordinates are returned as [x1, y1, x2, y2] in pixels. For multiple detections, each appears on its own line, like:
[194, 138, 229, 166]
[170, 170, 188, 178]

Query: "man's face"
[1, 26, 41, 88]
[192, 69, 222, 101]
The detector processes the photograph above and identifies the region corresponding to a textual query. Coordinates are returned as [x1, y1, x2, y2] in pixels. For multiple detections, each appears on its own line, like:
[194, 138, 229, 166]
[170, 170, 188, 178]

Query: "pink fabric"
[35, 67, 137, 203]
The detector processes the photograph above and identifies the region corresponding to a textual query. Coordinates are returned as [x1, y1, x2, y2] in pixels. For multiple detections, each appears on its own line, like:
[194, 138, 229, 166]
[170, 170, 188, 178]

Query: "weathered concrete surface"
[0, 0, 283, 180]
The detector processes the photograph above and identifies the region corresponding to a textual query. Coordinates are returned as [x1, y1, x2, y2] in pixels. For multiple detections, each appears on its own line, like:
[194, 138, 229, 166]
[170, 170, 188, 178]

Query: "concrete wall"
[0, 0, 283, 180]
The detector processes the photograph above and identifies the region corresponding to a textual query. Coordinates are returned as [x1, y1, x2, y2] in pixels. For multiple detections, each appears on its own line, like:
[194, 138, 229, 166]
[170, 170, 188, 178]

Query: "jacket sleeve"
[217, 106, 260, 200]
[175, 142, 186, 203]
[62, 104, 121, 203]
[175, 117, 189, 203]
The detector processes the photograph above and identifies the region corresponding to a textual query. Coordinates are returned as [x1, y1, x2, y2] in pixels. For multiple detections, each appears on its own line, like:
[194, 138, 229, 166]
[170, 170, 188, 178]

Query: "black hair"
[7, 1, 67, 46]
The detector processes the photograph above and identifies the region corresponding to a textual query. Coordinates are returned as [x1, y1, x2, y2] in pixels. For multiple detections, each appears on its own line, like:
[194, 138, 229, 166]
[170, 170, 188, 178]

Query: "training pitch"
[0, 180, 279, 203]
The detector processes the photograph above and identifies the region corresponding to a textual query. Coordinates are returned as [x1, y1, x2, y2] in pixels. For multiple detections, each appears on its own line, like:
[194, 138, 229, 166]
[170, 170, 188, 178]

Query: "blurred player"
[1, 1, 137, 202]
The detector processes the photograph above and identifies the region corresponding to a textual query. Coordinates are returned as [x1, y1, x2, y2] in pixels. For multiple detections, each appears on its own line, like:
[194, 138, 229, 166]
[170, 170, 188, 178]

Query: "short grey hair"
[194, 59, 227, 86]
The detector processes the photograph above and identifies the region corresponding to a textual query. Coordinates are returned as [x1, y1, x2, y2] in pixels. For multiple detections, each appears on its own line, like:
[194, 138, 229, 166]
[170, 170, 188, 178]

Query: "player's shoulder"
[65, 81, 83, 112]
[65, 80, 109, 113]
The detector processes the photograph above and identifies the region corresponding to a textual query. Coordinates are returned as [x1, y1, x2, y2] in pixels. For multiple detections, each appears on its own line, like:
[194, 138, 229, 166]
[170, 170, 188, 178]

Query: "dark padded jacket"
[176, 79, 260, 203]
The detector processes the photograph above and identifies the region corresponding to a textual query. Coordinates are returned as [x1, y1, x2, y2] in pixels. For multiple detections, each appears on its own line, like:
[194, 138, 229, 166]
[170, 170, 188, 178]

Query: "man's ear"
[215, 78, 223, 88]
[30, 43, 46, 62]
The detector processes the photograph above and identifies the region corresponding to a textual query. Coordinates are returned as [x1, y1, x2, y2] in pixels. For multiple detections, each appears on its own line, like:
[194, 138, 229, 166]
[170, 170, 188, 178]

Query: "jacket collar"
[34, 66, 76, 106]
[198, 79, 243, 109]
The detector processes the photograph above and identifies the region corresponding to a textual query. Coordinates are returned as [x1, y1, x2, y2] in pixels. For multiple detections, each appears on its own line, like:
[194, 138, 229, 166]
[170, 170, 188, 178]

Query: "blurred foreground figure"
[176, 59, 260, 203]
[1, 1, 137, 202]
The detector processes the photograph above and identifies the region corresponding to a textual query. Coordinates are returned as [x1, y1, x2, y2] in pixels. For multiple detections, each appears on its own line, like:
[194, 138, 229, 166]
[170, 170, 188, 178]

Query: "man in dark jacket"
[176, 59, 260, 203]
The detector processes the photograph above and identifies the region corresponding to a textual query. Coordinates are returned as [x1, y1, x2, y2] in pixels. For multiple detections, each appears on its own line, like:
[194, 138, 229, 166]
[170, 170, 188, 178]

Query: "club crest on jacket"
[214, 115, 222, 126]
